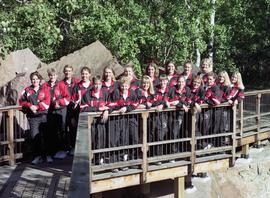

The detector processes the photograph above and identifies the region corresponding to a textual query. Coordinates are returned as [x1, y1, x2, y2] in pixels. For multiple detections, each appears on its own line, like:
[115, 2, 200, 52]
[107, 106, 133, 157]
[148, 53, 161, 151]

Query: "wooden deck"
[0, 157, 72, 198]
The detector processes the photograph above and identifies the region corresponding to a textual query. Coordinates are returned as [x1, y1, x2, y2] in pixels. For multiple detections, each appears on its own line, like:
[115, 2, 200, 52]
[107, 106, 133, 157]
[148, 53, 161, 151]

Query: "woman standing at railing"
[168, 75, 190, 156]
[61, 65, 80, 156]
[151, 74, 170, 164]
[227, 71, 245, 105]
[197, 58, 213, 85]
[80, 75, 109, 165]
[102, 65, 118, 95]
[144, 61, 160, 87]
[217, 71, 232, 136]
[42, 68, 71, 160]
[165, 61, 178, 87]
[118, 64, 140, 91]
[108, 76, 138, 172]
[180, 60, 196, 87]
[19, 71, 51, 164]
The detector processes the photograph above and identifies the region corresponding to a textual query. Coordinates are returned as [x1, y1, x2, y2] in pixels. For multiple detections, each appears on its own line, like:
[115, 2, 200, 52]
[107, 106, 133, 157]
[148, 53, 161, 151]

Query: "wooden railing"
[68, 103, 236, 197]
[0, 105, 28, 165]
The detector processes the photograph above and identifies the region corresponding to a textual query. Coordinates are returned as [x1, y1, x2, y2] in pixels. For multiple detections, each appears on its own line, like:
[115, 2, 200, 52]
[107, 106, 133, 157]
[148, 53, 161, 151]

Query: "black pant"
[28, 113, 47, 157]
[47, 107, 67, 155]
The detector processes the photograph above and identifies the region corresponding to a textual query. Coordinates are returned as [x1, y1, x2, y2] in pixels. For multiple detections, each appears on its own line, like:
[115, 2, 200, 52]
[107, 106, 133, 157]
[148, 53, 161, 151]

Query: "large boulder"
[38, 40, 123, 80]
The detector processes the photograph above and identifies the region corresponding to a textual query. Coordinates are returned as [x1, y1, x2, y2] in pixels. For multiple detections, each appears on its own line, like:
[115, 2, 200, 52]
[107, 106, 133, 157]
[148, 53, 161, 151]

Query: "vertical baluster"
[7, 110, 15, 166]
[141, 112, 149, 182]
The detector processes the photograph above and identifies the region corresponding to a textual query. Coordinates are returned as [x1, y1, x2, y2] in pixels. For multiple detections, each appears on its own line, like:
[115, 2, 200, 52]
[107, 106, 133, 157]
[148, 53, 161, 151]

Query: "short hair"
[184, 60, 193, 67]
[47, 68, 56, 75]
[80, 66, 91, 74]
[159, 74, 168, 80]
[63, 65, 73, 73]
[119, 76, 131, 85]
[207, 72, 217, 79]
[92, 75, 102, 84]
[30, 71, 43, 81]
[193, 76, 204, 87]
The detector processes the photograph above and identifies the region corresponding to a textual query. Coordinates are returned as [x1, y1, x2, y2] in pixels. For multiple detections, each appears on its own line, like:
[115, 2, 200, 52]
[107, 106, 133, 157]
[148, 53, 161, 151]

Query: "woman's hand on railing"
[194, 103, 202, 113]
[119, 107, 127, 114]
[170, 101, 179, 106]
[183, 104, 188, 113]
[101, 110, 109, 123]
[137, 104, 146, 109]
[156, 105, 164, 112]
[99, 106, 109, 111]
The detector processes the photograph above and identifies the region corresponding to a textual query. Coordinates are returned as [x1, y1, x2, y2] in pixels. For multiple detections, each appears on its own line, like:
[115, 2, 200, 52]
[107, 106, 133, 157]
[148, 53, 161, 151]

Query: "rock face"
[37, 40, 123, 81]
[0, 41, 123, 106]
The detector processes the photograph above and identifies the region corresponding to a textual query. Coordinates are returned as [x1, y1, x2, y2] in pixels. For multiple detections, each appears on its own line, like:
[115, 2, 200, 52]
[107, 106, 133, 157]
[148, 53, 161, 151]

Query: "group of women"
[19, 58, 245, 169]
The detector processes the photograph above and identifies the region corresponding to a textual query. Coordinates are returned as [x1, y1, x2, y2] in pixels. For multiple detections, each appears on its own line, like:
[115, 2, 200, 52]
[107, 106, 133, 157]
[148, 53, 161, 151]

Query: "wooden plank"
[68, 115, 91, 198]
[145, 166, 187, 183]
[232, 105, 237, 165]
[174, 177, 185, 198]
[237, 131, 270, 146]
[241, 144, 249, 158]
[194, 158, 229, 174]
[91, 174, 141, 193]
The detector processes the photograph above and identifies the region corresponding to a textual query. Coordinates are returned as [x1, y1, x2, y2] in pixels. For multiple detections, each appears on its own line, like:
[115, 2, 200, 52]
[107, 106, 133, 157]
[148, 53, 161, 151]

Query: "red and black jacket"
[167, 74, 178, 88]
[42, 80, 70, 110]
[136, 88, 156, 109]
[130, 78, 140, 91]
[204, 83, 221, 106]
[71, 80, 93, 104]
[152, 78, 160, 88]
[216, 82, 231, 103]
[102, 80, 119, 95]
[152, 86, 170, 108]
[187, 86, 205, 106]
[169, 86, 190, 108]
[61, 77, 80, 96]
[80, 87, 109, 112]
[19, 85, 51, 117]
[197, 72, 208, 85]
[227, 84, 245, 102]
[108, 89, 138, 113]
[180, 72, 195, 87]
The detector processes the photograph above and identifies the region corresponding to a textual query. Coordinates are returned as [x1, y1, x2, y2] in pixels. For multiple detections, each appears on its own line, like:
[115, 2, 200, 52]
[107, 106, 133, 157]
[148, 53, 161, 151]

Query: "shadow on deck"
[0, 156, 73, 198]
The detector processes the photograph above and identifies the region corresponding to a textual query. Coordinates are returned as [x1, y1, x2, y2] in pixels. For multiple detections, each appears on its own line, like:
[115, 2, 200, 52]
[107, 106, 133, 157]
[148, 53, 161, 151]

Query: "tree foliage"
[0, 0, 269, 87]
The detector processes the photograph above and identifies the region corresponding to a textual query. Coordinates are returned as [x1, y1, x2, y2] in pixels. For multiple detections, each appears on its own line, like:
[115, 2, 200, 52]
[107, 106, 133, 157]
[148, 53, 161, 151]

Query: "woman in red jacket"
[19, 72, 51, 164]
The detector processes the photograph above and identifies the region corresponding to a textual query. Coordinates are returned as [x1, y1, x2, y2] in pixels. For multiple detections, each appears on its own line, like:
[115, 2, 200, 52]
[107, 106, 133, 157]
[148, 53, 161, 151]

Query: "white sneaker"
[169, 160, 176, 163]
[155, 161, 162, 166]
[123, 154, 128, 161]
[46, 156, 53, 163]
[31, 156, 43, 165]
[54, 151, 67, 159]
[112, 168, 119, 173]
[99, 158, 104, 165]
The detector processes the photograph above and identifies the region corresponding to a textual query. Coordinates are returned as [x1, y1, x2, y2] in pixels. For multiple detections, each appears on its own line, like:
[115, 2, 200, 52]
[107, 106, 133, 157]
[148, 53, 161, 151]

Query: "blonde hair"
[200, 58, 213, 72]
[232, 71, 245, 90]
[218, 71, 231, 86]
[102, 65, 116, 81]
[63, 64, 73, 73]
[193, 76, 204, 87]
[165, 61, 178, 75]
[119, 76, 131, 86]
[124, 65, 137, 79]
[47, 68, 57, 75]
[141, 75, 155, 95]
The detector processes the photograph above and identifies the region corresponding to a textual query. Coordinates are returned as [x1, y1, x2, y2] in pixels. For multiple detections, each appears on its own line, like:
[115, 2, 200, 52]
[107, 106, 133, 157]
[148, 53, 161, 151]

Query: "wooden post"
[231, 105, 237, 166]
[241, 144, 249, 159]
[239, 100, 244, 137]
[92, 193, 102, 198]
[88, 116, 94, 183]
[190, 109, 196, 173]
[7, 110, 15, 166]
[174, 177, 185, 198]
[255, 94, 261, 147]
[141, 183, 150, 197]
[141, 112, 149, 183]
